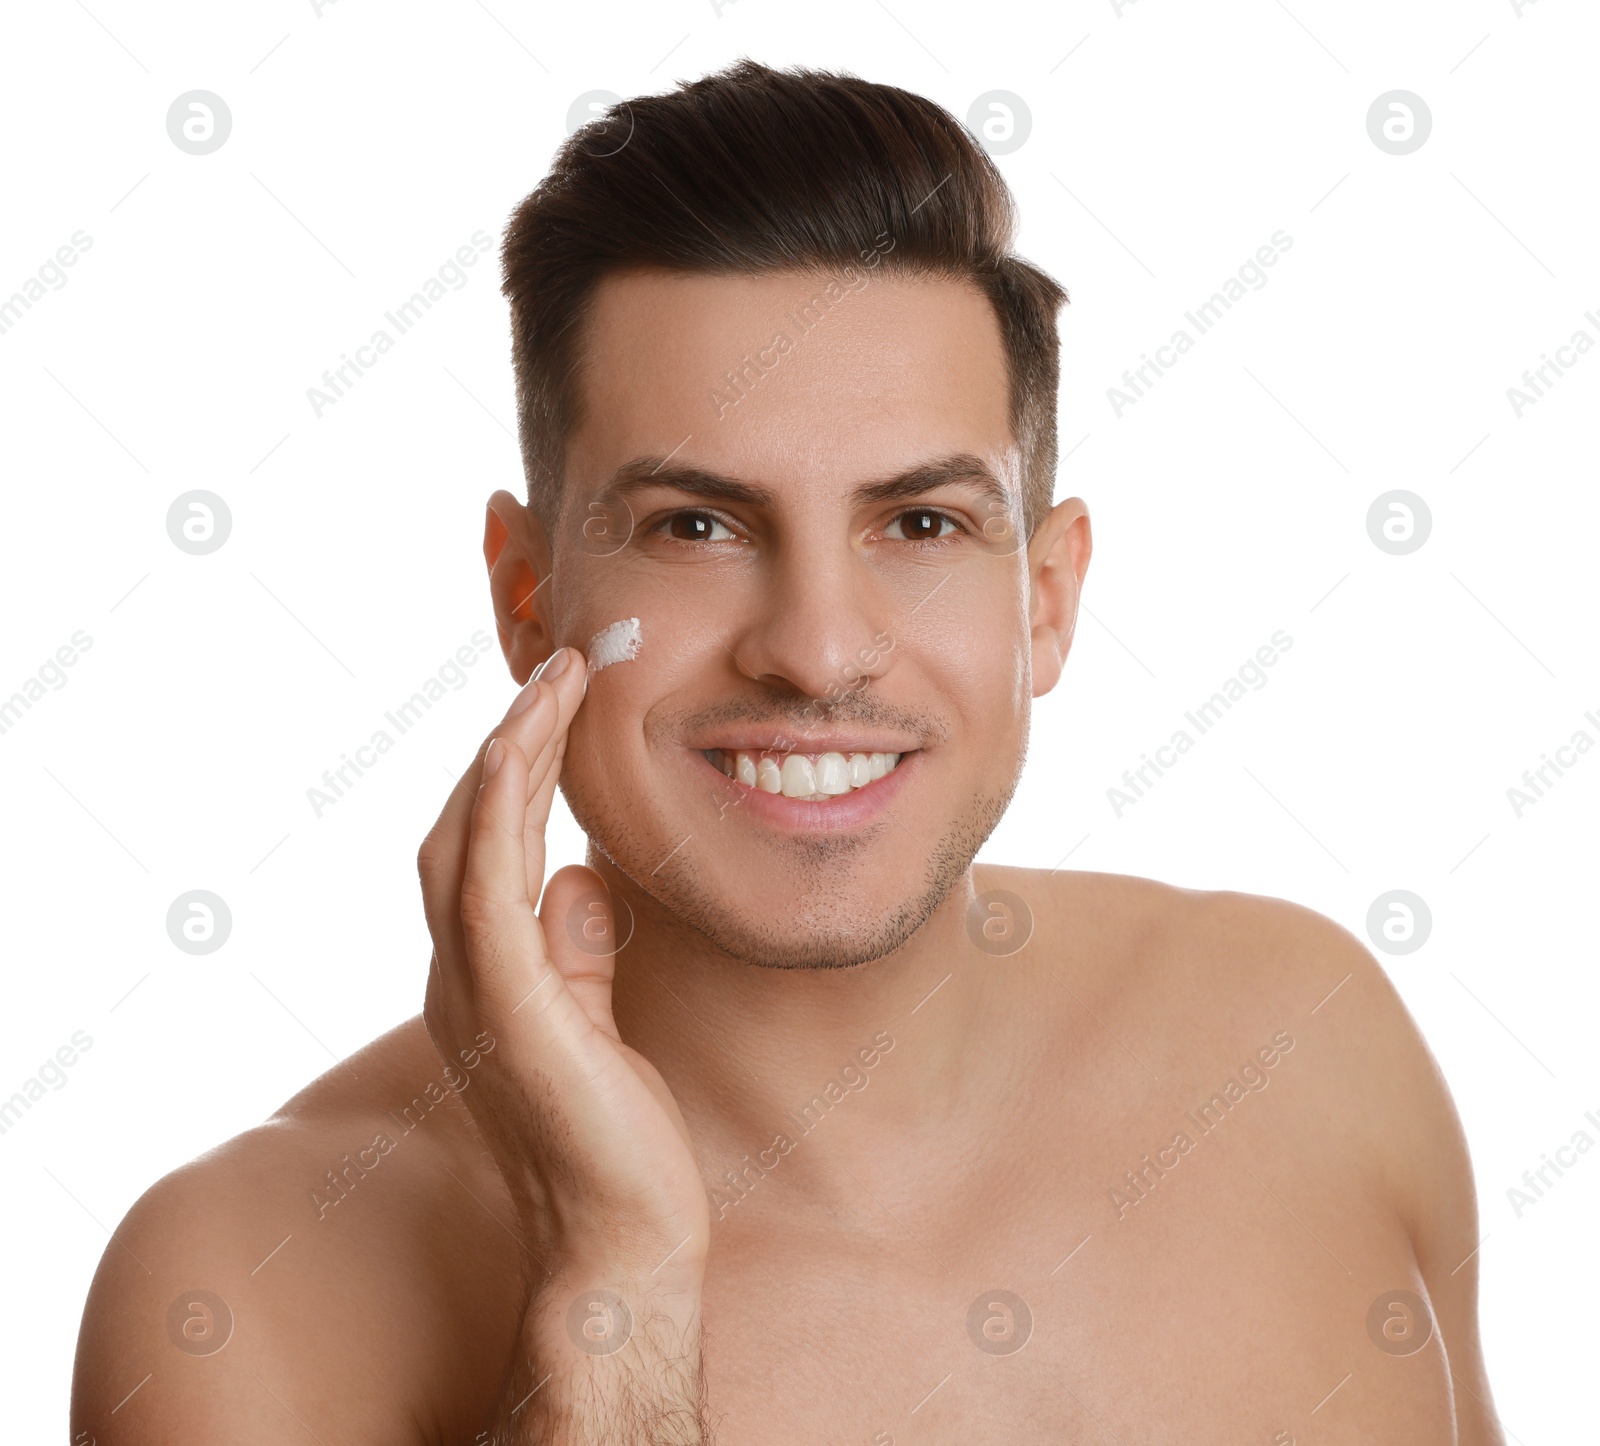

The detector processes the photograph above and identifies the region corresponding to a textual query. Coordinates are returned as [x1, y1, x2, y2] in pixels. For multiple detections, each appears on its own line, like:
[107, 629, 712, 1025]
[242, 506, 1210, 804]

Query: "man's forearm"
[485, 1266, 711, 1446]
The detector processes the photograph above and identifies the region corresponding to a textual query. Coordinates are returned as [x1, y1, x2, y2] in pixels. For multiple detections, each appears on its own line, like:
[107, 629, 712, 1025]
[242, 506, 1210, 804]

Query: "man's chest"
[697, 1126, 1458, 1446]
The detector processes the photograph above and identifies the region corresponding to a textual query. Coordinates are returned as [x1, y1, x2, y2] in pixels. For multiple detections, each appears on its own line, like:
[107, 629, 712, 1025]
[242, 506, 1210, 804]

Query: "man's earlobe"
[1030, 622, 1068, 697]
[1029, 499, 1091, 698]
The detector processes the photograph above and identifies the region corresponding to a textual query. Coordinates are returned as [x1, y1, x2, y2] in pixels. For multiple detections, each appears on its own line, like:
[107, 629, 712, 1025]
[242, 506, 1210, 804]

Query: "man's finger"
[539, 865, 623, 1043]
[459, 732, 590, 1058]
[419, 671, 563, 1000]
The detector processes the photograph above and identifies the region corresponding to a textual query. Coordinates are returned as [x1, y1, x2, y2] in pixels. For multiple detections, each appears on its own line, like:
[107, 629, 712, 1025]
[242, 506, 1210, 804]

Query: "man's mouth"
[701, 748, 907, 802]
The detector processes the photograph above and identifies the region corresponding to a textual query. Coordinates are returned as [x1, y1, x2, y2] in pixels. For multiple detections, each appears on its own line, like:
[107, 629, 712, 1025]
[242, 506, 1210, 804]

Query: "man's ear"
[483, 489, 554, 685]
[1027, 497, 1092, 698]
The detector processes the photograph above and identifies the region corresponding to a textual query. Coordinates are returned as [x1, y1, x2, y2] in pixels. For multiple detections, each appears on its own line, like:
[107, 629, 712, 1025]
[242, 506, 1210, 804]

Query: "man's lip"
[685, 734, 920, 755]
[692, 745, 918, 832]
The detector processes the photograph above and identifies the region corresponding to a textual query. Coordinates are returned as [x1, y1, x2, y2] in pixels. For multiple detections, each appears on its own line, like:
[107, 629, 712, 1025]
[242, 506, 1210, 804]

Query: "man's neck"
[587, 850, 1022, 1215]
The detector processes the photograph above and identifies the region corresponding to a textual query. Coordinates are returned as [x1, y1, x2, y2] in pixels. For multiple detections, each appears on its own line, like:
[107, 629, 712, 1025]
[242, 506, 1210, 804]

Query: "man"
[73, 60, 1502, 1444]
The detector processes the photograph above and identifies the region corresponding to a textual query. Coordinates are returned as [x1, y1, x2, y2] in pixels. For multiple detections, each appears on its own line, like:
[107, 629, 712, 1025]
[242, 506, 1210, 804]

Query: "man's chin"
[612, 822, 989, 971]
[577, 783, 1016, 971]
[663, 886, 949, 971]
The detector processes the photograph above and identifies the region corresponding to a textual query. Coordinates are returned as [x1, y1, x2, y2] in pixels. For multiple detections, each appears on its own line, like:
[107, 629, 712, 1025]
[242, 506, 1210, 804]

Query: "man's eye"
[884, 508, 960, 542]
[655, 511, 736, 543]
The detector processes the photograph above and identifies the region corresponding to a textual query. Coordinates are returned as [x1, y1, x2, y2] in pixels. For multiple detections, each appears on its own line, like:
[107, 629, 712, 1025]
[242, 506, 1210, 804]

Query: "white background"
[2, 0, 1595, 1438]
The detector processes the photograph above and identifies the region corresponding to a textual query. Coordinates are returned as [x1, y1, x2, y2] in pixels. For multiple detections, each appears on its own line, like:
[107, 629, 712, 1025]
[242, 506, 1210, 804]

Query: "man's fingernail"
[506, 647, 575, 718]
[534, 647, 573, 683]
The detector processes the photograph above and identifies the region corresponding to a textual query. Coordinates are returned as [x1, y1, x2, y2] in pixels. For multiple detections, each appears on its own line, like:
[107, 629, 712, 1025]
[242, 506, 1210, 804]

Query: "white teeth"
[711, 747, 906, 799]
[815, 752, 852, 795]
[779, 754, 817, 798]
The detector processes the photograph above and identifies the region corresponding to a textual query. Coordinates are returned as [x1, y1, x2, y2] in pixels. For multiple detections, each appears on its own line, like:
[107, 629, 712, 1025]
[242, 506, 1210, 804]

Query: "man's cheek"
[564, 697, 653, 814]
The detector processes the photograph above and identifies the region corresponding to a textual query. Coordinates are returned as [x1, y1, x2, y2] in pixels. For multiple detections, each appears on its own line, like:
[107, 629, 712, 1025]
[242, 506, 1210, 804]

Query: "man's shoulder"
[994, 863, 1473, 1267]
[119, 1014, 485, 1231]
[72, 1017, 520, 1442]
[978, 860, 1403, 1017]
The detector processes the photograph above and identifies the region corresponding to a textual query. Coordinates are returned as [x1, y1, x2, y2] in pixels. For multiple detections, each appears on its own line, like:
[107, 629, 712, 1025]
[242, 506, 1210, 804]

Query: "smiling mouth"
[702, 748, 906, 802]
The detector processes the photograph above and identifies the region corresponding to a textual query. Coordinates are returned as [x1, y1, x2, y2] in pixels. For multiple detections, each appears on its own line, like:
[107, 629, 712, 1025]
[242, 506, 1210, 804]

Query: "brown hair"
[500, 59, 1068, 541]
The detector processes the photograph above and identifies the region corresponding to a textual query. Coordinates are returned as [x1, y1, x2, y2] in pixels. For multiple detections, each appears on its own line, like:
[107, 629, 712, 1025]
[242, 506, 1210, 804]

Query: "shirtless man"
[72, 60, 1502, 1444]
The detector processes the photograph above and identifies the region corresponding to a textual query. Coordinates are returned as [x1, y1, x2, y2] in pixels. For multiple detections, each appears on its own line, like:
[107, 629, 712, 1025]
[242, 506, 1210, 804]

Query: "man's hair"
[500, 58, 1068, 542]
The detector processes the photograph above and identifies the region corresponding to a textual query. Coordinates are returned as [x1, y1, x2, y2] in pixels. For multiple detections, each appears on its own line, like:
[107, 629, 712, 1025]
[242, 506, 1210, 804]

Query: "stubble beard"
[574, 779, 1018, 972]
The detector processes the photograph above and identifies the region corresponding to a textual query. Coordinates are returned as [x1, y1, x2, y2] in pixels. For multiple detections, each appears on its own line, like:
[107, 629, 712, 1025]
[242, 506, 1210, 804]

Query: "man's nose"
[726, 539, 894, 702]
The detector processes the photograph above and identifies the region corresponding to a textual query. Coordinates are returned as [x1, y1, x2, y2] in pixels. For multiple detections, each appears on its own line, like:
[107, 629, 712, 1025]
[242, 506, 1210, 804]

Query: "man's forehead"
[568, 266, 1015, 497]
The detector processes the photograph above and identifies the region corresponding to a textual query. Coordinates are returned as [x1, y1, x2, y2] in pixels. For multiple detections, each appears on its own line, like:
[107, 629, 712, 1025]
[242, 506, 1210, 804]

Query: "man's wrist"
[515, 1263, 710, 1446]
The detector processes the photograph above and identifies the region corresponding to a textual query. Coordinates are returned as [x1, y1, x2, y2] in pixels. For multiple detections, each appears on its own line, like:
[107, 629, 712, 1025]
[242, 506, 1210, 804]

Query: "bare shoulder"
[979, 862, 1502, 1440]
[989, 864, 1472, 1239]
[72, 1016, 522, 1446]
[1133, 876, 1470, 1253]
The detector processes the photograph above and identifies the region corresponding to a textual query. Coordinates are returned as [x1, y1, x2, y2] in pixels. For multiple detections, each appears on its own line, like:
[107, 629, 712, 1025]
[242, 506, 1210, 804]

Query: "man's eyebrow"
[849, 454, 1010, 514]
[596, 452, 1011, 514]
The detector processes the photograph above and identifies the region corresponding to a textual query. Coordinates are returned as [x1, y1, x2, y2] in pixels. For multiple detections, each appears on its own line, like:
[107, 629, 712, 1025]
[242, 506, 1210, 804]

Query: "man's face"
[537, 266, 1068, 970]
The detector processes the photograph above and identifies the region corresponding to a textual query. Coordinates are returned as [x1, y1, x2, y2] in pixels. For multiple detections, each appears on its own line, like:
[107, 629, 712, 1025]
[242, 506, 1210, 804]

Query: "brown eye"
[888, 508, 956, 542]
[661, 511, 733, 542]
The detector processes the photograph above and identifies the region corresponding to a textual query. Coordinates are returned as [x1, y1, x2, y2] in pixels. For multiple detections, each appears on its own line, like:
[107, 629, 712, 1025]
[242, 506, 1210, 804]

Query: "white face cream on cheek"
[586, 616, 643, 672]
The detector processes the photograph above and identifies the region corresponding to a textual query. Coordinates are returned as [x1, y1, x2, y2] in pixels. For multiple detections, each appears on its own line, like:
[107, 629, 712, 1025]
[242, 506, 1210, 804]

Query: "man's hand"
[417, 645, 712, 1443]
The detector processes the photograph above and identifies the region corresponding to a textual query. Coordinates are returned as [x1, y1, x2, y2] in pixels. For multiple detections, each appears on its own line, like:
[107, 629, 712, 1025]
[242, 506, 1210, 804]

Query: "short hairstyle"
[500, 58, 1068, 542]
